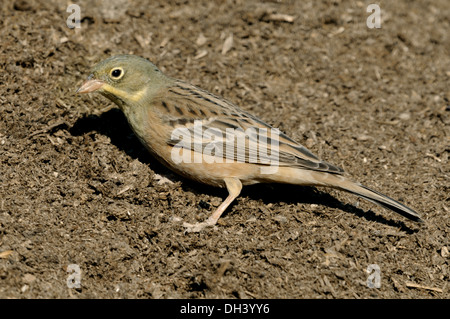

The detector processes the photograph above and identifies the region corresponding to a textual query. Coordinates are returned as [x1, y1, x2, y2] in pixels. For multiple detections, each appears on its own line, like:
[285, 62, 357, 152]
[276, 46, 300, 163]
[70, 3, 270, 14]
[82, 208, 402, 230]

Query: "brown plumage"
[77, 54, 422, 232]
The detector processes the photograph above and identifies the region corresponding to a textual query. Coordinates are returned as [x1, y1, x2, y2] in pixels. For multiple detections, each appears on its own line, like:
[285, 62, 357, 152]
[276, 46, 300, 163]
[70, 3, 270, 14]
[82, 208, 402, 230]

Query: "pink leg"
[183, 177, 242, 233]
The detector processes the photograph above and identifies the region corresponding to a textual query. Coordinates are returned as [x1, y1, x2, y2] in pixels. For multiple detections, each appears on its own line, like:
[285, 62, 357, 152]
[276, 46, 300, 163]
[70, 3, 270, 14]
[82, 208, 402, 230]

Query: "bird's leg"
[183, 177, 242, 233]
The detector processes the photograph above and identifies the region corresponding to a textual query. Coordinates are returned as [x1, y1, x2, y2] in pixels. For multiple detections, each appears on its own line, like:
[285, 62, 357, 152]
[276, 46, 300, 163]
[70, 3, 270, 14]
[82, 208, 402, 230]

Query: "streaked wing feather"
[157, 80, 344, 174]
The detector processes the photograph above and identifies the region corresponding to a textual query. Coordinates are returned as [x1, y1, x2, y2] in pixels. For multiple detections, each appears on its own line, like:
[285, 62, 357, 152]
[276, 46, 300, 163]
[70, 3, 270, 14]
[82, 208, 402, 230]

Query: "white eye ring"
[110, 67, 124, 80]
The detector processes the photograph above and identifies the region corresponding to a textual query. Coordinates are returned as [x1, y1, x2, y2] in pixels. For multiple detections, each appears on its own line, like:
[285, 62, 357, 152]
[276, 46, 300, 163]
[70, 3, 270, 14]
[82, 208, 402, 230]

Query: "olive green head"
[77, 54, 167, 107]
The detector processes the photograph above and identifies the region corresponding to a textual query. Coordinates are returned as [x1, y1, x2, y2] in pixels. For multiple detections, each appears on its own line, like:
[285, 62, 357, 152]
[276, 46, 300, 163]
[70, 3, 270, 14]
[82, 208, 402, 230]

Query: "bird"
[77, 54, 423, 232]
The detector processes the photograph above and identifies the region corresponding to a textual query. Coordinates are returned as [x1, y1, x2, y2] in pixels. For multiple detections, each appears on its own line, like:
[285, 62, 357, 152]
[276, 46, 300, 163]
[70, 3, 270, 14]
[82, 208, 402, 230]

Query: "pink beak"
[76, 77, 105, 94]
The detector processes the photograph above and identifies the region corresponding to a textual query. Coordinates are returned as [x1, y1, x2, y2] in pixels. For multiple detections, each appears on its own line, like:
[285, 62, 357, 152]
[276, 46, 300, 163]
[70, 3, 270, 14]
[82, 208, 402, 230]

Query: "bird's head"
[77, 54, 165, 108]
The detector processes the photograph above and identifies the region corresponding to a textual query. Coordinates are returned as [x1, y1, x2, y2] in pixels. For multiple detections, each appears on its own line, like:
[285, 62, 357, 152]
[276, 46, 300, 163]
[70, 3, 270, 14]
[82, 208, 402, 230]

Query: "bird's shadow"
[70, 108, 418, 234]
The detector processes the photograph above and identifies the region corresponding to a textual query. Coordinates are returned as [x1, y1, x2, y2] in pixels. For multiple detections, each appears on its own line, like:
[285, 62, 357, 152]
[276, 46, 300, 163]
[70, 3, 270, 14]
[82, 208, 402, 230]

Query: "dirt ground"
[0, 0, 448, 299]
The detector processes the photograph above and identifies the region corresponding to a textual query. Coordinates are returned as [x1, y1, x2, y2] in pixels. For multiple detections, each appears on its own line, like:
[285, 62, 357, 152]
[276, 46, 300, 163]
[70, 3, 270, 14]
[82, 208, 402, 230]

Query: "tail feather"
[268, 168, 423, 222]
[338, 181, 423, 223]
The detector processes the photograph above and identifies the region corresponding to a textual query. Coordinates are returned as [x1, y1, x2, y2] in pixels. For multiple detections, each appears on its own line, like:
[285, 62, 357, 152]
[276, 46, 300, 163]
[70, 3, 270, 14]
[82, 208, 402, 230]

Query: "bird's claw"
[183, 221, 214, 233]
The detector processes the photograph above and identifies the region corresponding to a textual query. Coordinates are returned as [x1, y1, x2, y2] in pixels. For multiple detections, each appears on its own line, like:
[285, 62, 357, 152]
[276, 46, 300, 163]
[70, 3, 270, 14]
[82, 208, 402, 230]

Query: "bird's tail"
[269, 168, 423, 222]
[328, 175, 423, 222]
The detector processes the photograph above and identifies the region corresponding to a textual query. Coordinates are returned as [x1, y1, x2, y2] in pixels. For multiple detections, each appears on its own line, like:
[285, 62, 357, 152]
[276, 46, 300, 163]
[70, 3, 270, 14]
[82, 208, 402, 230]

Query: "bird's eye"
[110, 67, 124, 80]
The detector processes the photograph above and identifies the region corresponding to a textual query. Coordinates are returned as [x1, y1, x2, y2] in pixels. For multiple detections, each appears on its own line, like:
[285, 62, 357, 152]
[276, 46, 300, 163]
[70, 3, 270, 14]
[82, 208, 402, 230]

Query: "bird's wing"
[154, 80, 344, 175]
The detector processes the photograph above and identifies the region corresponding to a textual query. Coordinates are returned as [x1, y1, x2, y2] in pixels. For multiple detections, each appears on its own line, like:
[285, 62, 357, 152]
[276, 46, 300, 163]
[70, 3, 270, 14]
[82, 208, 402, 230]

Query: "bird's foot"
[183, 220, 215, 233]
